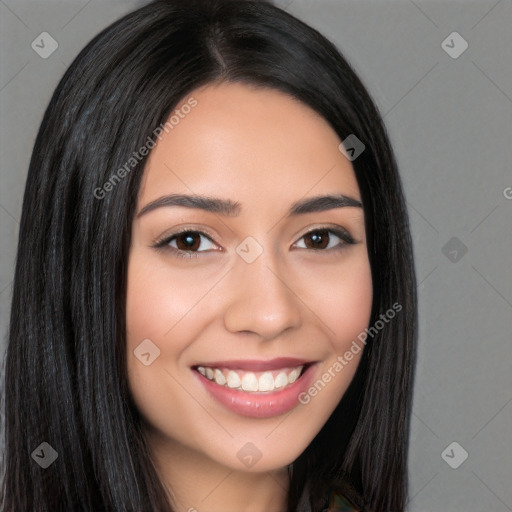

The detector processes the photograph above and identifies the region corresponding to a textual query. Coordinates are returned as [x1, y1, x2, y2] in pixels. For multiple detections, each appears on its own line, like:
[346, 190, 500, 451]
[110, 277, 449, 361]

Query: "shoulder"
[323, 488, 361, 511]
[295, 481, 362, 512]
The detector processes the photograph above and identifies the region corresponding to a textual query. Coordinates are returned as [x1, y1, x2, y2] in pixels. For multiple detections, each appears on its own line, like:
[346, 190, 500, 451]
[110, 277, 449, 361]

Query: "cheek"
[124, 252, 210, 437]
[333, 259, 373, 348]
[124, 252, 193, 402]
[306, 250, 373, 350]
[290, 251, 372, 406]
[125, 252, 210, 349]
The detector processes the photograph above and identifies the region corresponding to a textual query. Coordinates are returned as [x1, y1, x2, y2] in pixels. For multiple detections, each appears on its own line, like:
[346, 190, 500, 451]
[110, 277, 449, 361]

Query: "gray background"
[1, 1, 511, 510]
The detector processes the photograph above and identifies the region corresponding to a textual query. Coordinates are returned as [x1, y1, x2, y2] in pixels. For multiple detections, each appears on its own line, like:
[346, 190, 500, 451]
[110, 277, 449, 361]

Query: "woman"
[1, 1, 417, 510]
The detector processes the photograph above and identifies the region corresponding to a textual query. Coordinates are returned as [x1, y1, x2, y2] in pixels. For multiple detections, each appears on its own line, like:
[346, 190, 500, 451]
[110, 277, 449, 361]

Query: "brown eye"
[175, 232, 202, 251]
[295, 228, 355, 251]
[303, 230, 330, 249]
[154, 230, 217, 256]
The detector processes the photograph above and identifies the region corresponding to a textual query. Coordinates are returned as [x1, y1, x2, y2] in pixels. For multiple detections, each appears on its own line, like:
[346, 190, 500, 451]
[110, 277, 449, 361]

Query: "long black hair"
[0, 1, 417, 510]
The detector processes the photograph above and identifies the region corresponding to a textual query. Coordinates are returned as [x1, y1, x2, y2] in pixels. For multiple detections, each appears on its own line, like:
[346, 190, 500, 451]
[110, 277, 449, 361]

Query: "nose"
[223, 249, 302, 340]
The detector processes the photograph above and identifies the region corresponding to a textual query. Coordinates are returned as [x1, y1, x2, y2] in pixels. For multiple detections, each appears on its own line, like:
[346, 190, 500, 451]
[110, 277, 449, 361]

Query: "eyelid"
[292, 225, 356, 250]
[152, 228, 221, 260]
[293, 224, 355, 242]
[152, 225, 219, 248]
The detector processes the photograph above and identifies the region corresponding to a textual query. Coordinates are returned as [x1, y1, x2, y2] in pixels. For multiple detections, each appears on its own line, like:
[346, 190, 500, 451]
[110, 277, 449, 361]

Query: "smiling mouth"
[192, 364, 311, 393]
[192, 360, 318, 418]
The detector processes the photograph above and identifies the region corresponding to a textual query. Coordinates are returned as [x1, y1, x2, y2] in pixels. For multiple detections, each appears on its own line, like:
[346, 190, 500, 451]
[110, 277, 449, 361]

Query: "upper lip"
[192, 357, 314, 371]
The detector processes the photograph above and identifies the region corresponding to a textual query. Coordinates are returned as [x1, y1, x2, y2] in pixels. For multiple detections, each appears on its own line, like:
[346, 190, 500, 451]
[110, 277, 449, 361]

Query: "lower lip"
[193, 364, 317, 419]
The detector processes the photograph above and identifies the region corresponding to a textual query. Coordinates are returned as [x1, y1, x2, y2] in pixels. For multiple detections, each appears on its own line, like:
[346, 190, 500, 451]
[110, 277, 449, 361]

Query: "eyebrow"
[136, 193, 362, 218]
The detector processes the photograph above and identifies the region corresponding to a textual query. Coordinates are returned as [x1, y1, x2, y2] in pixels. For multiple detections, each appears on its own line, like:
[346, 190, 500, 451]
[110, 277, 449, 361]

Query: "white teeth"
[274, 372, 288, 389]
[196, 365, 305, 393]
[288, 368, 301, 383]
[258, 372, 274, 392]
[241, 373, 259, 392]
[227, 370, 241, 389]
[214, 369, 226, 386]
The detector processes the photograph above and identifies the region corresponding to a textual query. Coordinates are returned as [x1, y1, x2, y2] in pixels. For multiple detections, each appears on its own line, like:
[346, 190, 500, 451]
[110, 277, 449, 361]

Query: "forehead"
[138, 82, 361, 206]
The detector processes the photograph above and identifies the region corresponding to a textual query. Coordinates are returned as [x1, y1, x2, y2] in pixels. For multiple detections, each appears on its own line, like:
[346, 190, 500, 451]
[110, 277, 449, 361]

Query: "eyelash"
[152, 227, 356, 260]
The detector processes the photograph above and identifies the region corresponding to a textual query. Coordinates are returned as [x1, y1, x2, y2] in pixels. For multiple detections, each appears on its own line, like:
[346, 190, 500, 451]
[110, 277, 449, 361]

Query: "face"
[126, 82, 373, 475]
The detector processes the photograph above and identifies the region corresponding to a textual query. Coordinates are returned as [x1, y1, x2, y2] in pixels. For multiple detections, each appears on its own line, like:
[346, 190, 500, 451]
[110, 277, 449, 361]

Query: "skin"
[126, 82, 373, 512]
